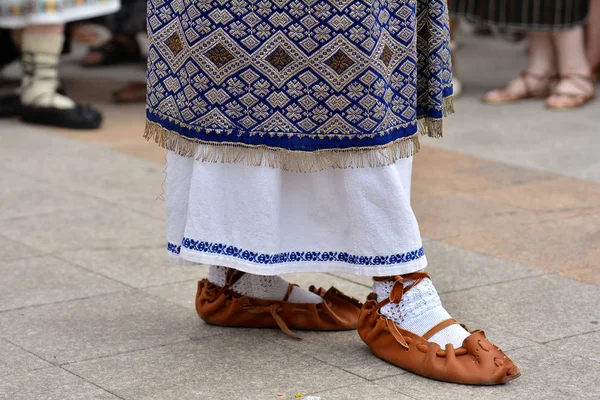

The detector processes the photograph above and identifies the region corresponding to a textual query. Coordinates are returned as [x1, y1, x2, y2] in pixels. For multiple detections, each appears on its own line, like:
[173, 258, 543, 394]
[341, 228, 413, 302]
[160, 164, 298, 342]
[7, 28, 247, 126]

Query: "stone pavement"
[1, 34, 599, 399]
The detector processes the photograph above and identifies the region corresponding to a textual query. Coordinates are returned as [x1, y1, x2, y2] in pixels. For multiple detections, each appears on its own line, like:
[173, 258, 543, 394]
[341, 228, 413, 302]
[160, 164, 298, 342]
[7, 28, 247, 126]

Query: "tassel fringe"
[144, 97, 454, 173]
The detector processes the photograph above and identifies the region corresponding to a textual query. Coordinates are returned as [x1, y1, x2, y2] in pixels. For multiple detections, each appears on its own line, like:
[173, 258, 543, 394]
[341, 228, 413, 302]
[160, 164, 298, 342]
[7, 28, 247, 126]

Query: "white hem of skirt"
[0, 1, 120, 28]
[169, 249, 428, 277]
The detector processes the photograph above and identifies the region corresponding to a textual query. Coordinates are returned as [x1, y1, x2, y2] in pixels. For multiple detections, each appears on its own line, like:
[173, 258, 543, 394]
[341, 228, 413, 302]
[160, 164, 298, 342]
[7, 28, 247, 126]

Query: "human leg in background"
[19, 24, 102, 128]
[483, 31, 557, 103]
[586, 0, 600, 75]
[546, 26, 596, 109]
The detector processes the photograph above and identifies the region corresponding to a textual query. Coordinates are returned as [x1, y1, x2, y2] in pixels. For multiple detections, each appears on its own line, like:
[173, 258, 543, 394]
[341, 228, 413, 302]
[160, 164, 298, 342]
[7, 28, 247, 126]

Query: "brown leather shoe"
[358, 273, 521, 385]
[196, 269, 362, 339]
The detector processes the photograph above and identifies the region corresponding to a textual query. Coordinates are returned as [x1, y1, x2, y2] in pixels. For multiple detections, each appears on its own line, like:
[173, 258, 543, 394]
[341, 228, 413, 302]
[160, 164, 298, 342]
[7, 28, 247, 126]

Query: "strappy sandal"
[545, 74, 596, 110]
[112, 81, 147, 104]
[482, 71, 557, 104]
[358, 273, 521, 385]
[195, 269, 363, 339]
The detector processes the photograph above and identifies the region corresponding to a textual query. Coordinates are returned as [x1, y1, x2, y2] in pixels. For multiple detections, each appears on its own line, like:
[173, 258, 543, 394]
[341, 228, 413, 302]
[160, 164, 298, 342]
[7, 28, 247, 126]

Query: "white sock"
[207, 265, 323, 304]
[20, 30, 75, 109]
[373, 272, 470, 348]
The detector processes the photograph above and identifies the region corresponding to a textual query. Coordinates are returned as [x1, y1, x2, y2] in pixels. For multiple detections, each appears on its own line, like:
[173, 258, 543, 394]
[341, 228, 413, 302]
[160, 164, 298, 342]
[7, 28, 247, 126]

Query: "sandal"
[196, 269, 362, 339]
[482, 71, 557, 104]
[358, 273, 520, 385]
[112, 81, 147, 104]
[545, 74, 596, 110]
[81, 35, 141, 68]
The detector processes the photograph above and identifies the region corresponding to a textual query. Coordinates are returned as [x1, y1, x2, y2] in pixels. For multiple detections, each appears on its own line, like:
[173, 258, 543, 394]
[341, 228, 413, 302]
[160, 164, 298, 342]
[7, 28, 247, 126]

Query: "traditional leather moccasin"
[196, 269, 362, 339]
[358, 273, 521, 385]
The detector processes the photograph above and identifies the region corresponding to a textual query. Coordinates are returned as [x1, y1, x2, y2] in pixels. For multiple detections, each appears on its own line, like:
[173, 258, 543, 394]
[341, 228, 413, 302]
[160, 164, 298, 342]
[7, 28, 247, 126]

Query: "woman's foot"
[81, 34, 141, 67]
[545, 74, 596, 109]
[197, 267, 362, 337]
[208, 266, 322, 303]
[482, 71, 557, 103]
[358, 272, 520, 385]
[373, 272, 469, 348]
[112, 81, 147, 103]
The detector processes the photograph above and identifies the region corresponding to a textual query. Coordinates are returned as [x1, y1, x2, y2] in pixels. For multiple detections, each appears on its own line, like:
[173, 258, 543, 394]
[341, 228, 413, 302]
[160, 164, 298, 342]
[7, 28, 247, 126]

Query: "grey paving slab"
[2, 206, 165, 254]
[313, 382, 411, 400]
[58, 247, 205, 288]
[441, 275, 600, 343]
[0, 234, 44, 262]
[144, 279, 203, 310]
[276, 330, 405, 381]
[0, 124, 166, 218]
[0, 168, 107, 221]
[0, 256, 127, 312]
[0, 339, 51, 378]
[546, 330, 600, 363]
[420, 240, 544, 294]
[0, 291, 221, 364]
[375, 344, 600, 400]
[64, 335, 361, 399]
[0, 367, 119, 400]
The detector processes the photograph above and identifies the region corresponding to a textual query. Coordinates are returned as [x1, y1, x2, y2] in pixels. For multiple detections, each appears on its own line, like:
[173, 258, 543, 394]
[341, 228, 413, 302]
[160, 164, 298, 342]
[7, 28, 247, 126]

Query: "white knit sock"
[207, 265, 323, 303]
[20, 30, 75, 109]
[373, 272, 470, 348]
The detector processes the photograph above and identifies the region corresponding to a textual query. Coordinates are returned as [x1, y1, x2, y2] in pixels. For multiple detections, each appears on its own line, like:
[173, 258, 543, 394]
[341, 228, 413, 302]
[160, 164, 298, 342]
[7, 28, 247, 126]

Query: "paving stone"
[58, 248, 205, 288]
[0, 256, 127, 311]
[0, 339, 51, 378]
[422, 240, 543, 294]
[2, 206, 165, 253]
[375, 344, 600, 399]
[0, 125, 166, 218]
[0, 234, 44, 262]
[64, 336, 360, 399]
[441, 275, 600, 343]
[275, 329, 404, 381]
[0, 367, 118, 400]
[0, 169, 107, 220]
[144, 279, 203, 310]
[0, 291, 221, 364]
[312, 382, 410, 399]
[546, 330, 600, 363]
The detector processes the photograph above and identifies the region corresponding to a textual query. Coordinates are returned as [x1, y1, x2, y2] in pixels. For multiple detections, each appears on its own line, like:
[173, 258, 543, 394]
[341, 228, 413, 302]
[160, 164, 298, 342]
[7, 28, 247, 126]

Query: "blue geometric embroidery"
[168, 238, 424, 266]
[167, 242, 181, 255]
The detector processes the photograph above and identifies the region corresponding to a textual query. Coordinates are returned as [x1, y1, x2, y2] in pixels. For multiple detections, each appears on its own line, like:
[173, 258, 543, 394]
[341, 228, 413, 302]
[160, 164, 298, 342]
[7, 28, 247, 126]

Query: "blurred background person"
[0, 0, 120, 129]
[587, 0, 600, 78]
[451, 0, 595, 110]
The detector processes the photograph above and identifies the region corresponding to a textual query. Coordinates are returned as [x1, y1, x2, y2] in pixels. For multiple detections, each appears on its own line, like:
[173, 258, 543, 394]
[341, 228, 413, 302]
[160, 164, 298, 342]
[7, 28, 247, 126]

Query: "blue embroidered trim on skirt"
[168, 238, 425, 266]
[146, 0, 453, 153]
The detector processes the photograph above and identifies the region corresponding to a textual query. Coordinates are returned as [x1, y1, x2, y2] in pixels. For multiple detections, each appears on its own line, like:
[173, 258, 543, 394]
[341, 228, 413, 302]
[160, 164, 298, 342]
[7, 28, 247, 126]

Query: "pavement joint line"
[437, 271, 551, 296]
[539, 328, 600, 346]
[0, 254, 49, 266]
[139, 277, 202, 289]
[59, 338, 197, 368]
[50, 253, 138, 290]
[58, 365, 126, 400]
[324, 272, 372, 288]
[309, 380, 418, 399]
[0, 336, 55, 367]
[0, 287, 135, 315]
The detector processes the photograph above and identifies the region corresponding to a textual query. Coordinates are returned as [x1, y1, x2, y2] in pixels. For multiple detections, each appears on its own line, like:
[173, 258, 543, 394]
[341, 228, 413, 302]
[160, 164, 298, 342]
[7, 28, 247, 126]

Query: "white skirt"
[0, 0, 120, 28]
[165, 151, 426, 277]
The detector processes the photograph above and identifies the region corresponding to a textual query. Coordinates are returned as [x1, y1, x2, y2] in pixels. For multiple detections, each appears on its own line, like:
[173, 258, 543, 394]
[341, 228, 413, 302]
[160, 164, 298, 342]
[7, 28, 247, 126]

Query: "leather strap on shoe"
[422, 318, 458, 340]
[374, 272, 431, 348]
[246, 302, 301, 340]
